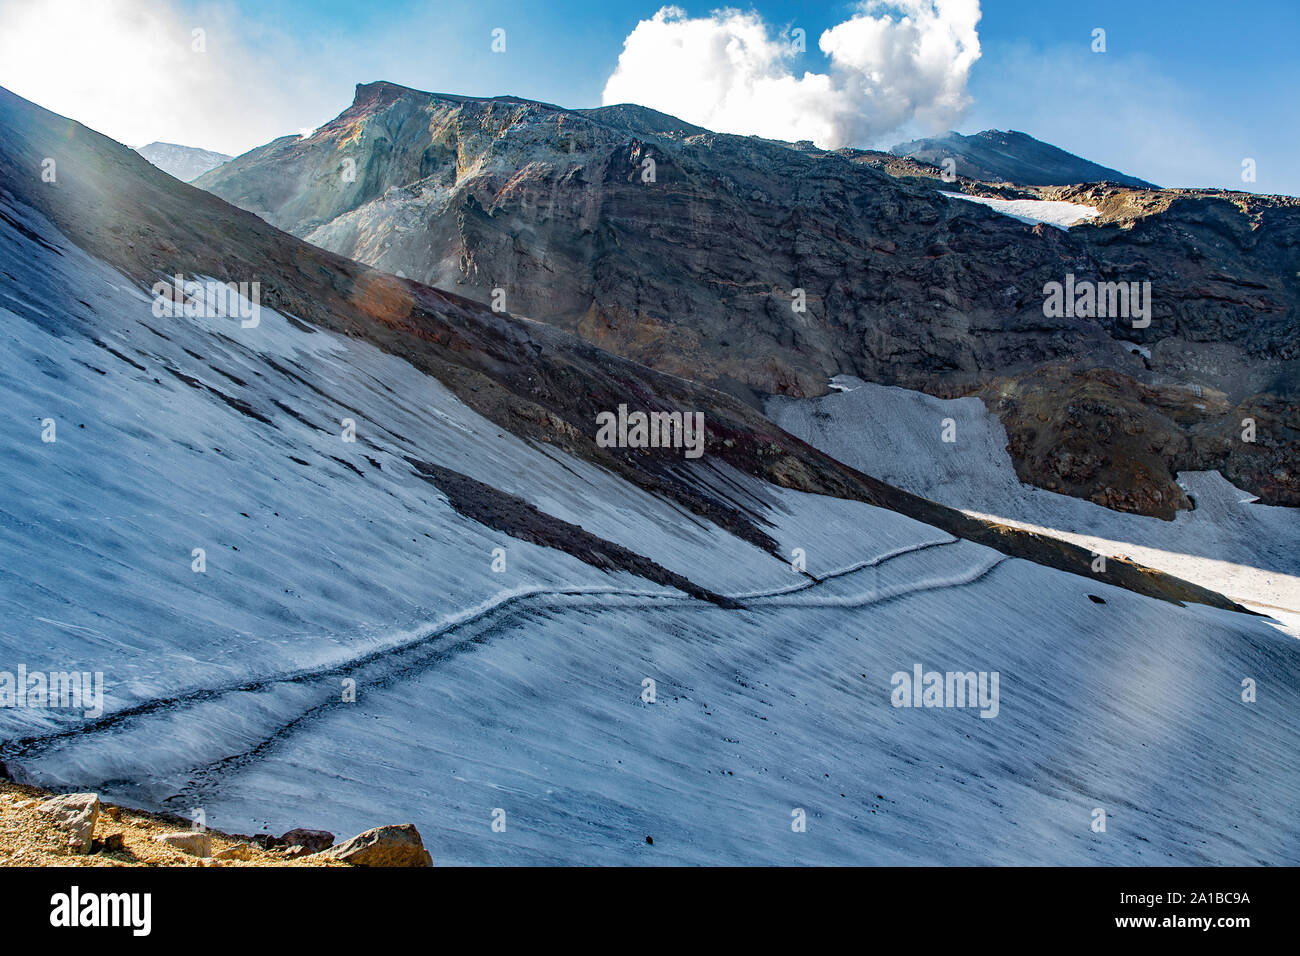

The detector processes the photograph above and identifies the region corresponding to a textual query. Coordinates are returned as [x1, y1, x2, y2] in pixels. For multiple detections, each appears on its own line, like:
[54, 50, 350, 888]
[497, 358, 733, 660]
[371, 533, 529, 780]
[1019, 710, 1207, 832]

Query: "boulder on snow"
[318, 824, 431, 867]
[153, 831, 212, 857]
[280, 827, 334, 853]
[36, 793, 100, 854]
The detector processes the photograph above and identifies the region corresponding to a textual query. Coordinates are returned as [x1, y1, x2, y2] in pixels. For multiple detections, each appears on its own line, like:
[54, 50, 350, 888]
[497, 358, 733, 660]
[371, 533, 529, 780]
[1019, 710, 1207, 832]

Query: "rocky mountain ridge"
[889, 128, 1158, 189]
[194, 81, 1298, 517]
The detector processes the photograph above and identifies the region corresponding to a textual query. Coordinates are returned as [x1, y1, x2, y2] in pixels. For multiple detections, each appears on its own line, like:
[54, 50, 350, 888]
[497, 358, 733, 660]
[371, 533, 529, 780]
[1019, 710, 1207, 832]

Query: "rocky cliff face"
[196, 82, 1299, 516]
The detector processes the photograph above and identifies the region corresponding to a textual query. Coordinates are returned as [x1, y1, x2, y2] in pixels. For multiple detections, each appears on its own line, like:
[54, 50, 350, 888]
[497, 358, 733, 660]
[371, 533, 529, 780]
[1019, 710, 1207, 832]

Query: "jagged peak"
[347, 80, 430, 114]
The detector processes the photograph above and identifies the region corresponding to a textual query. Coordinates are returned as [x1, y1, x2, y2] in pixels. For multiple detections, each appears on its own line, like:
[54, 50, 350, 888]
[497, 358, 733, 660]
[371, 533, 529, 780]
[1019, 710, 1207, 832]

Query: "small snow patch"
[939, 191, 1099, 230]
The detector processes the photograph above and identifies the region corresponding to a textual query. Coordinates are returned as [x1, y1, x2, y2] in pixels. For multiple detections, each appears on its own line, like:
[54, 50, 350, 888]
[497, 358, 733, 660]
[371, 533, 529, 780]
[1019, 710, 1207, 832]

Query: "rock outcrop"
[318, 824, 433, 867]
[1, 781, 346, 866]
[35, 793, 99, 854]
[279, 828, 335, 853]
[213, 843, 253, 861]
[153, 831, 212, 857]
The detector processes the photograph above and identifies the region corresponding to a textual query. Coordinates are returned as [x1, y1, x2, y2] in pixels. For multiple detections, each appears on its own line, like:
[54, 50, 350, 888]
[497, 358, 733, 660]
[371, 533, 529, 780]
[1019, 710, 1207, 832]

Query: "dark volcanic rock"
[198, 83, 1105, 400]
[279, 827, 335, 853]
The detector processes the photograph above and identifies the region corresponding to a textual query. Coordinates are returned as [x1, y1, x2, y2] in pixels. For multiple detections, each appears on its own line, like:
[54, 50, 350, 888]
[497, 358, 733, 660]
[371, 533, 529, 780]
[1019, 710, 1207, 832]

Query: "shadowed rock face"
[194, 81, 1298, 516]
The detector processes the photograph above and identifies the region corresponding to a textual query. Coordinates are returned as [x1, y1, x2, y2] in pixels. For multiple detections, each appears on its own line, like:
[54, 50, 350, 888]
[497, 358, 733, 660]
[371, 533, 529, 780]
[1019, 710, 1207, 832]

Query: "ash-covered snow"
[2, 203, 1298, 865]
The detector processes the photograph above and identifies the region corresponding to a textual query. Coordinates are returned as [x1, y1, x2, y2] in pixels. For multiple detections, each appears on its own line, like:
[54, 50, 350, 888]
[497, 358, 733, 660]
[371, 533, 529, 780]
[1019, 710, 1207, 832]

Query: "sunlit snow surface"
[768, 377, 1300, 630]
[939, 191, 1099, 229]
[2, 201, 1298, 864]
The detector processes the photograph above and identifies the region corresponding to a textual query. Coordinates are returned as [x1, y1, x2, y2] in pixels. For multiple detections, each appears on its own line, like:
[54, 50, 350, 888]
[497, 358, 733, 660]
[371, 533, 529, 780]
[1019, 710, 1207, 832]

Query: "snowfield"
[2, 201, 1298, 865]
[768, 377, 1300, 632]
[938, 191, 1100, 229]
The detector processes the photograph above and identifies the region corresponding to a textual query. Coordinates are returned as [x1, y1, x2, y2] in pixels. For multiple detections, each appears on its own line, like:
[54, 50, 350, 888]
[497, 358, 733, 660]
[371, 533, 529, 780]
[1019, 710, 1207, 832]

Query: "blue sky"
[1, 0, 1296, 194]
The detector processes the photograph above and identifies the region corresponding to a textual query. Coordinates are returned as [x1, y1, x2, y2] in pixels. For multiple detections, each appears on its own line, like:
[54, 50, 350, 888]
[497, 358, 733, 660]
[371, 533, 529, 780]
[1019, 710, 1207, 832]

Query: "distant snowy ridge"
[136, 142, 232, 182]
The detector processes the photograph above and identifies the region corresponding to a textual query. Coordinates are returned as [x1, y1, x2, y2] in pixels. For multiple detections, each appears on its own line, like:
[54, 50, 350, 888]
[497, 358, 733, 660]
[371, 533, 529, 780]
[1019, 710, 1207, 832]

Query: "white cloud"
[601, 1, 982, 148]
[0, 0, 339, 155]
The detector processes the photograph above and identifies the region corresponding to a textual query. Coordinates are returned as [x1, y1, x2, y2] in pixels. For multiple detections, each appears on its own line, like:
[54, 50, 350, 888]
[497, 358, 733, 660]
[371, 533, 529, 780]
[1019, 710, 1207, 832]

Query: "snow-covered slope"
[768, 377, 1300, 629]
[3, 201, 1298, 865]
